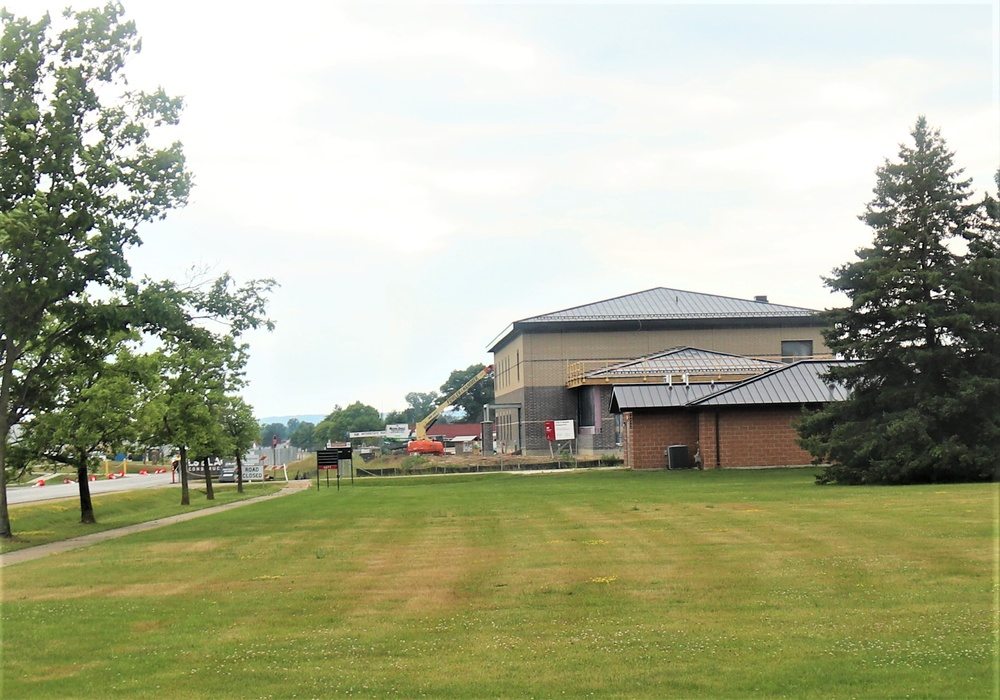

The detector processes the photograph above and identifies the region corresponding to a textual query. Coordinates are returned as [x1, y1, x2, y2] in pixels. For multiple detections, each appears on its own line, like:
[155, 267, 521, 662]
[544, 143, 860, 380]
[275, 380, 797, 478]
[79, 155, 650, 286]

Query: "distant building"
[487, 287, 830, 456]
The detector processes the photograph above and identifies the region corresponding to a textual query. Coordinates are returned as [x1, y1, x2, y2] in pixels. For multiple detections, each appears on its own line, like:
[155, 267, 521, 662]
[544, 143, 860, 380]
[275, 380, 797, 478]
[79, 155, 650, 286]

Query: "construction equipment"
[407, 365, 494, 455]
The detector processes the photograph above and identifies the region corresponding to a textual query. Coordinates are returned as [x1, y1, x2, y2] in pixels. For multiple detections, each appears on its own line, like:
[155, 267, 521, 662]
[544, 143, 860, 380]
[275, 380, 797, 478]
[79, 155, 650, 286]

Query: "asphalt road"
[6, 471, 177, 506]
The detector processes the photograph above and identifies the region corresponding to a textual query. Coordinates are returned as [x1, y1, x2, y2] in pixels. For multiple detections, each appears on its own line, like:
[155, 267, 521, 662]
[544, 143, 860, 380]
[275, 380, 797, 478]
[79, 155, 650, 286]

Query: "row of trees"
[798, 117, 999, 485]
[1, 4, 274, 537]
[268, 364, 495, 451]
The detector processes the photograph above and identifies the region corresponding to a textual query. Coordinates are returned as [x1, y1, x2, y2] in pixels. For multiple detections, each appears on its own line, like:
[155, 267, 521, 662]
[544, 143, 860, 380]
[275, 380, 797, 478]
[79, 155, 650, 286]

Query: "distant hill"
[258, 414, 326, 425]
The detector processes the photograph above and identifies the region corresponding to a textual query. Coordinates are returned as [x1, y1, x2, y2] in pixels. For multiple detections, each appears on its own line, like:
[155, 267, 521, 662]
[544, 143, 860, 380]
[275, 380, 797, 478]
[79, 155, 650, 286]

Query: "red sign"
[272, 435, 278, 448]
[544, 420, 555, 441]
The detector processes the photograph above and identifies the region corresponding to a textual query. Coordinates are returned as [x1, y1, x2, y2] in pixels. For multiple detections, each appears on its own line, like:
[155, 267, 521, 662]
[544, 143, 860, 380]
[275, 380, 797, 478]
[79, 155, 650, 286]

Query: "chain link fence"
[246, 446, 308, 466]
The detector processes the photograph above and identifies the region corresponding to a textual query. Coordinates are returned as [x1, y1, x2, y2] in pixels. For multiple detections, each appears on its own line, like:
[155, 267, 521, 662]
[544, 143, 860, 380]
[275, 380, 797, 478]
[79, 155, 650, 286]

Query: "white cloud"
[5, 0, 996, 416]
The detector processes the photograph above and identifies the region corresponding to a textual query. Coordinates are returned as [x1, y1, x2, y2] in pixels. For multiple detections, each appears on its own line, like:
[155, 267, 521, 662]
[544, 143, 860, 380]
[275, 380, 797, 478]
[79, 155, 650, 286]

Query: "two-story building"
[487, 287, 830, 456]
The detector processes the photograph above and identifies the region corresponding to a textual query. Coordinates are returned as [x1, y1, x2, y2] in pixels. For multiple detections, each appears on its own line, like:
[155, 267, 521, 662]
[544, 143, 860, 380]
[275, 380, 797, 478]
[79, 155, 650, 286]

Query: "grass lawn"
[1, 468, 997, 699]
[0, 483, 285, 554]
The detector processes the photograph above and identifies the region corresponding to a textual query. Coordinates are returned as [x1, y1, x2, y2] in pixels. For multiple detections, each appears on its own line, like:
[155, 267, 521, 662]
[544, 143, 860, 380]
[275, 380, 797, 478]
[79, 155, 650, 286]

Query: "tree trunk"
[0, 344, 16, 538]
[0, 428, 11, 539]
[76, 456, 96, 524]
[204, 457, 215, 500]
[179, 445, 190, 505]
[235, 453, 244, 494]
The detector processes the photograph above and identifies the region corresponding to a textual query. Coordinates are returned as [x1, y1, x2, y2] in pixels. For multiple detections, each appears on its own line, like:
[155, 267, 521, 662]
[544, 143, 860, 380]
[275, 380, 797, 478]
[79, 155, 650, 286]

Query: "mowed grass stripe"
[1, 469, 996, 699]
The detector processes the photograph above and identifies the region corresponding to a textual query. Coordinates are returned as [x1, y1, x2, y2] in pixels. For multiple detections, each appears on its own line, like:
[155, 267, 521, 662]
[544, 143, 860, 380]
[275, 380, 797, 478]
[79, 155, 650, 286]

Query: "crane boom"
[407, 365, 494, 454]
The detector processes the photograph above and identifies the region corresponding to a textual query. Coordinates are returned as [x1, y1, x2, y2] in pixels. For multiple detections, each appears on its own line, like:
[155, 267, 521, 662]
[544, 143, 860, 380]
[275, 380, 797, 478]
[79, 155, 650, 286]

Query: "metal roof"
[609, 360, 854, 412]
[610, 382, 737, 411]
[523, 288, 818, 323]
[589, 347, 781, 380]
[489, 287, 823, 352]
[690, 360, 854, 407]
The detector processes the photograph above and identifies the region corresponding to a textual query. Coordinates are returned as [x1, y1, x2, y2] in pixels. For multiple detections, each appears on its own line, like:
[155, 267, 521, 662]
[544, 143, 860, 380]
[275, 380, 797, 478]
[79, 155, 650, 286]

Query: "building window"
[577, 386, 601, 433]
[781, 340, 813, 362]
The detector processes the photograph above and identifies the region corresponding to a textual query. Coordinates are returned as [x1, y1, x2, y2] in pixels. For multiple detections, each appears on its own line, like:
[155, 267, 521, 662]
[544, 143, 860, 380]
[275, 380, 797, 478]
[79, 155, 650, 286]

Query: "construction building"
[486, 287, 832, 459]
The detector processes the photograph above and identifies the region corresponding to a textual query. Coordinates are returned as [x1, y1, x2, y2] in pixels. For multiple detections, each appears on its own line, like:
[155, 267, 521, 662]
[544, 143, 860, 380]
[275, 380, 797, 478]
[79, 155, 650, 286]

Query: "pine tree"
[799, 118, 999, 484]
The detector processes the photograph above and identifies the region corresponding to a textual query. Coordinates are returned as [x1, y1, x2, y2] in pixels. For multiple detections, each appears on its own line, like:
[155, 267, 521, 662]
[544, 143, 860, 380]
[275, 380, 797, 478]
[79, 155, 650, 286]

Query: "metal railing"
[565, 354, 835, 387]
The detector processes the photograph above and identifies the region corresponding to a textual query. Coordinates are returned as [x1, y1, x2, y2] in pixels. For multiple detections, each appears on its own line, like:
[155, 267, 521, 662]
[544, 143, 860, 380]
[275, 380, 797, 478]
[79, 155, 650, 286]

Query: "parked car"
[218, 465, 239, 483]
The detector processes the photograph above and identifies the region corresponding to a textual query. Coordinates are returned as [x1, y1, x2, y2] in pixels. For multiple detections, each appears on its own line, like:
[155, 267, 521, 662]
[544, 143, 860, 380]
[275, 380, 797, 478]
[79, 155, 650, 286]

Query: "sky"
[7, 0, 999, 421]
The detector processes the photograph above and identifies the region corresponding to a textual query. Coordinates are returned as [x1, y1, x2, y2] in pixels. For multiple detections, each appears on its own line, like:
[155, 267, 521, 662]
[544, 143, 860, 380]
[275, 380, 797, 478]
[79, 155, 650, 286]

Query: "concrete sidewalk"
[0, 480, 312, 568]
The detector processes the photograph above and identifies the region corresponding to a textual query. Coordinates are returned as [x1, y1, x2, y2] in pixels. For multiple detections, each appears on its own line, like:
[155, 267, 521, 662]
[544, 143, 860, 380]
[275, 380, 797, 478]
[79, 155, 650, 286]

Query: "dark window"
[781, 340, 813, 362]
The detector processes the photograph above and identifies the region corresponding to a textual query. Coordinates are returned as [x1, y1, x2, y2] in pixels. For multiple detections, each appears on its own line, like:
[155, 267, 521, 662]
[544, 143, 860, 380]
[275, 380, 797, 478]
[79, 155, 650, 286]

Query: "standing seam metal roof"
[521, 287, 818, 323]
[609, 360, 853, 411]
[689, 360, 853, 407]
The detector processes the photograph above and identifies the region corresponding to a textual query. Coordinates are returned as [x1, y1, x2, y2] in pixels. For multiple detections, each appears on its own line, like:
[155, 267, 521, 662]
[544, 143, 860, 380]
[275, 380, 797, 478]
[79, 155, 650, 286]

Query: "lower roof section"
[610, 359, 853, 412]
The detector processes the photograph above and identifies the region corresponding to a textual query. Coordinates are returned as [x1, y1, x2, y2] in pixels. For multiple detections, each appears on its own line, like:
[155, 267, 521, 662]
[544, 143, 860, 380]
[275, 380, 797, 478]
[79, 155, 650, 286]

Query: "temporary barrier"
[265, 464, 289, 482]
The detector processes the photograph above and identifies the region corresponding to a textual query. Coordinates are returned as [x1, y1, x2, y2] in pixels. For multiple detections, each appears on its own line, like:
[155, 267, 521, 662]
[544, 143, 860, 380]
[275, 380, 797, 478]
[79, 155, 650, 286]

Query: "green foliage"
[313, 402, 382, 445]
[137, 274, 274, 504]
[439, 363, 495, 422]
[799, 118, 1000, 485]
[288, 421, 317, 450]
[399, 454, 429, 473]
[259, 421, 289, 445]
[405, 391, 441, 422]
[0, 3, 191, 537]
[16, 341, 159, 522]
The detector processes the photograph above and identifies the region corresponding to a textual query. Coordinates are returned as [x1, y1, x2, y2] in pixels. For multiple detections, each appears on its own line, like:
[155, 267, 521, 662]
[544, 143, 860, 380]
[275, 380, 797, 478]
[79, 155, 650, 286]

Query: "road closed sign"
[242, 463, 264, 481]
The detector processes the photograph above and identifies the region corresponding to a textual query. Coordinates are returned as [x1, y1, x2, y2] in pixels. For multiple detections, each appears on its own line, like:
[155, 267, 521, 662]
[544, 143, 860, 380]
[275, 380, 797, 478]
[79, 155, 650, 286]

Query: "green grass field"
[1, 468, 997, 699]
[0, 482, 285, 554]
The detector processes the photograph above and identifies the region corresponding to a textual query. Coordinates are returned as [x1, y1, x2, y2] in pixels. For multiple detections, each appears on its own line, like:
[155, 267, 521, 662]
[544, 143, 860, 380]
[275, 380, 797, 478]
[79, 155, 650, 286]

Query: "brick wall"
[710, 406, 812, 467]
[520, 384, 620, 454]
[625, 411, 699, 469]
[629, 406, 813, 469]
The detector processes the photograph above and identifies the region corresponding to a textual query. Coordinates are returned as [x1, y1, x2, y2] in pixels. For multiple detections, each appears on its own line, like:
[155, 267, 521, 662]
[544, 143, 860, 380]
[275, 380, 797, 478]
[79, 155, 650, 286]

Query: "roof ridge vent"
[754, 295, 769, 303]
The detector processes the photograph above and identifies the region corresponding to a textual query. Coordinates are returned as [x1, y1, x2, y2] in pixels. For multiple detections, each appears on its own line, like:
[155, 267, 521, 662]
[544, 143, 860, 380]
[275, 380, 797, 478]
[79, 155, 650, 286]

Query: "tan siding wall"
[520, 326, 828, 386]
[493, 335, 525, 402]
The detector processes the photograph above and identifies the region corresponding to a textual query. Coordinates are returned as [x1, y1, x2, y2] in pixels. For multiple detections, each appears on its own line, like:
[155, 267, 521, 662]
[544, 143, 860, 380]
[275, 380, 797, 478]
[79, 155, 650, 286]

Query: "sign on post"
[317, 447, 353, 490]
[545, 419, 576, 457]
[553, 420, 575, 440]
[243, 463, 264, 481]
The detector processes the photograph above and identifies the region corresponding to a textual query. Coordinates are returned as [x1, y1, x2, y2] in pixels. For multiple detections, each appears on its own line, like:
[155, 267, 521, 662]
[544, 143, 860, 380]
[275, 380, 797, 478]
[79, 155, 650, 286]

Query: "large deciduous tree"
[313, 402, 382, 446]
[139, 274, 274, 505]
[439, 364, 495, 422]
[798, 117, 999, 485]
[18, 340, 157, 523]
[0, 4, 191, 538]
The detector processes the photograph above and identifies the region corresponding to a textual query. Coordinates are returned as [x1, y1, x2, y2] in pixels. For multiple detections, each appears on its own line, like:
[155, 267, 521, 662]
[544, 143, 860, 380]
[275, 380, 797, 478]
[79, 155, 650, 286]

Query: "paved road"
[6, 471, 178, 505]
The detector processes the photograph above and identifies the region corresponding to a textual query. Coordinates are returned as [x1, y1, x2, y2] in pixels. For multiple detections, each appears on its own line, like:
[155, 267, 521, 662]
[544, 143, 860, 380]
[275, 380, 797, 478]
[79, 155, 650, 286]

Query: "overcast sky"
[8, 1, 999, 421]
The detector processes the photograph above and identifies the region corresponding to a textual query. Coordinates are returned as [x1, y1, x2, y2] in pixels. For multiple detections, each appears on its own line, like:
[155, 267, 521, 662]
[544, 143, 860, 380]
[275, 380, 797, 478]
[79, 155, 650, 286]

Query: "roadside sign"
[386, 423, 410, 438]
[554, 420, 575, 441]
[243, 463, 264, 481]
[348, 430, 386, 438]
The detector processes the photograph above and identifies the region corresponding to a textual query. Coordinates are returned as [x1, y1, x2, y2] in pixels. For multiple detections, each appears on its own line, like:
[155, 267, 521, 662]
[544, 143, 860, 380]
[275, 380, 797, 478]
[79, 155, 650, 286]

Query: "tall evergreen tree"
[798, 117, 998, 485]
